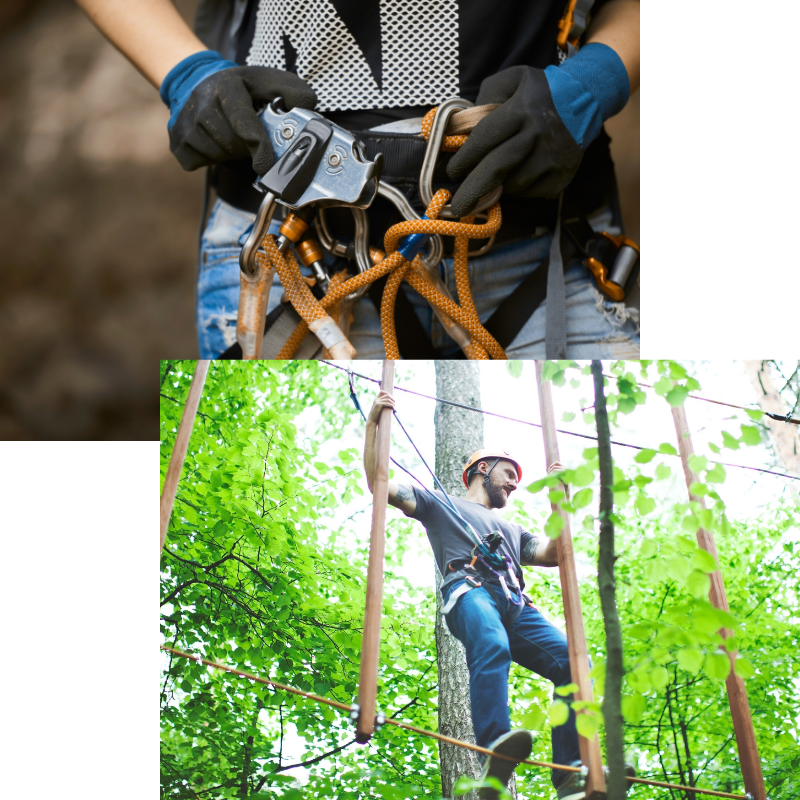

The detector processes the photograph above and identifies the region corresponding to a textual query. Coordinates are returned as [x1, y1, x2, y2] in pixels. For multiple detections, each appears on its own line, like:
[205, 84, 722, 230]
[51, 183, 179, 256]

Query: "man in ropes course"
[363, 390, 587, 800]
[78, 0, 639, 360]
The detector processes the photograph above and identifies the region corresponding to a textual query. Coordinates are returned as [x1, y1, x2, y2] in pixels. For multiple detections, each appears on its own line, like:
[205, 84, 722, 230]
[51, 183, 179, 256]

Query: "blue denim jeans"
[442, 579, 580, 789]
[196, 197, 640, 359]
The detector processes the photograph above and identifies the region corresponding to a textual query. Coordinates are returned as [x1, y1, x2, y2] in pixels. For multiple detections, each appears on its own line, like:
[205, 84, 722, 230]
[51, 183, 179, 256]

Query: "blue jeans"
[196, 198, 640, 359]
[442, 580, 580, 789]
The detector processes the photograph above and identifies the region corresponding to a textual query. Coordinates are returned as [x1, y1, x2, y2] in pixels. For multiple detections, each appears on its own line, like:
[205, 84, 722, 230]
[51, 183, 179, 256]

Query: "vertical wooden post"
[160, 361, 211, 553]
[356, 360, 395, 743]
[535, 362, 606, 799]
[671, 405, 766, 800]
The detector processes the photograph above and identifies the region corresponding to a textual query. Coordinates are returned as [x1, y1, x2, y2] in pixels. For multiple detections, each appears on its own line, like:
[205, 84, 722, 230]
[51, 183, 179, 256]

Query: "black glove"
[446, 66, 583, 216]
[165, 61, 317, 175]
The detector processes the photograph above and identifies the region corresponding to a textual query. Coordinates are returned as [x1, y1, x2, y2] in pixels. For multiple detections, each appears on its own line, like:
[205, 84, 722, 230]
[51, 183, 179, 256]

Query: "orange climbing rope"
[252, 104, 510, 360]
[162, 646, 752, 800]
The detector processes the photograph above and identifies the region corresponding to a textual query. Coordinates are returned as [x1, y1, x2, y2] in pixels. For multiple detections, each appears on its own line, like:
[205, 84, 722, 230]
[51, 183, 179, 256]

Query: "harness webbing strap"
[483, 257, 549, 348]
[545, 194, 567, 358]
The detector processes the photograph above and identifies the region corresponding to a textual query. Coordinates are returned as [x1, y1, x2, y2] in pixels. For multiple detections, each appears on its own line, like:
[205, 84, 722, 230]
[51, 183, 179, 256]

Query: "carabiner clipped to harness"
[561, 213, 640, 302]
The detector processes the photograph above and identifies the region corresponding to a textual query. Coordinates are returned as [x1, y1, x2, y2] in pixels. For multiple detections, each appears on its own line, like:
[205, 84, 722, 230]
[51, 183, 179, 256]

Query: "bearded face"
[484, 460, 519, 509]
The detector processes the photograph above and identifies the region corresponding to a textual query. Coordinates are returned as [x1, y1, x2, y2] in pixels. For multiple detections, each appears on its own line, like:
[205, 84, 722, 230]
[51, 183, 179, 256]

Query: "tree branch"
[254, 737, 357, 790]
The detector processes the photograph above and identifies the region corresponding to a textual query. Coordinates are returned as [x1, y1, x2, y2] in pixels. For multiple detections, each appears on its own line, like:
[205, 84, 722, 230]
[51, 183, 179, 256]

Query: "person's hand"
[548, 461, 565, 475]
[160, 51, 317, 174]
[367, 391, 395, 424]
[447, 43, 629, 217]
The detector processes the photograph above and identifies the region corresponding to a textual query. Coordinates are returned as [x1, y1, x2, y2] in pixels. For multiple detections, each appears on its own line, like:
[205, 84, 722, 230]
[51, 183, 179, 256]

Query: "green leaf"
[655, 463, 672, 481]
[658, 443, 678, 456]
[570, 465, 596, 487]
[562, 411, 576, 422]
[734, 657, 755, 679]
[677, 647, 704, 674]
[544, 512, 566, 539]
[740, 424, 761, 446]
[572, 488, 593, 510]
[665, 555, 692, 583]
[576, 713, 600, 738]
[745, 408, 764, 420]
[640, 538, 658, 558]
[687, 454, 708, 473]
[692, 548, 718, 573]
[705, 650, 732, 681]
[649, 665, 670, 691]
[705, 463, 726, 483]
[633, 448, 657, 464]
[629, 622, 654, 640]
[548, 700, 570, 726]
[621, 693, 646, 724]
[507, 360, 523, 379]
[686, 569, 711, 598]
[682, 515, 700, 535]
[666, 386, 690, 406]
[721, 430, 740, 450]
[635, 496, 657, 516]
[518, 704, 546, 730]
[555, 683, 579, 696]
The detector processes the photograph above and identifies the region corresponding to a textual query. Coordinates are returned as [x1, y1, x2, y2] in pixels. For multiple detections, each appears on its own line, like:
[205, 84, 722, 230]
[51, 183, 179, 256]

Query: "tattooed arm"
[362, 391, 417, 516]
[520, 535, 559, 567]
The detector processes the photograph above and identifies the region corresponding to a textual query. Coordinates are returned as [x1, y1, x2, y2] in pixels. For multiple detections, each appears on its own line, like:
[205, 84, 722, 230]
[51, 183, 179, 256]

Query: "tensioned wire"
[161, 647, 752, 800]
[321, 360, 799, 482]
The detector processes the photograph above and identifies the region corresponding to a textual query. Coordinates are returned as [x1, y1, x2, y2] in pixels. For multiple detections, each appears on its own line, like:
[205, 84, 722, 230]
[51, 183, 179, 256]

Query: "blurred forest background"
[0, 0, 640, 440]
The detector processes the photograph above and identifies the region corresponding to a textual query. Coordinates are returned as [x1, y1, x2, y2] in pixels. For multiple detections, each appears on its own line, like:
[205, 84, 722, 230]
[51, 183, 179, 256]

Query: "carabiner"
[419, 97, 503, 220]
[584, 233, 639, 303]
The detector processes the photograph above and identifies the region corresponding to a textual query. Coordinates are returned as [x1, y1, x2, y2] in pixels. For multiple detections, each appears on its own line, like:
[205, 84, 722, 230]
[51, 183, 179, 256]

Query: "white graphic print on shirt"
[246, 0, 459, 112]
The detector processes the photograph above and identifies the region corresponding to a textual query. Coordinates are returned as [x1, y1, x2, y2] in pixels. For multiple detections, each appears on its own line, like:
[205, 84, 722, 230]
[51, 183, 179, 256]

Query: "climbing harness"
[224, 0, 638, 360]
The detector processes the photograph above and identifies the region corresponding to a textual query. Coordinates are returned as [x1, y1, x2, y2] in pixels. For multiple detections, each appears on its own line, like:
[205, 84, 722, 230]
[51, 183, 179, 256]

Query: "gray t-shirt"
[408, 487, 537, 590]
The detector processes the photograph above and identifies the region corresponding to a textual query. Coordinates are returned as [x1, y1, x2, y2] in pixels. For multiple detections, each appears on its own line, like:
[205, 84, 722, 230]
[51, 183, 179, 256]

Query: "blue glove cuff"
[544, 42, 630, 149]
[160, 50, 238, 130]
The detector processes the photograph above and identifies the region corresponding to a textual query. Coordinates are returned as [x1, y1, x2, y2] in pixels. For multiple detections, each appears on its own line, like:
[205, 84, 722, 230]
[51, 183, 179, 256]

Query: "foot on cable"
[555, 761, 637, 800]
[478, 729, 533, 800]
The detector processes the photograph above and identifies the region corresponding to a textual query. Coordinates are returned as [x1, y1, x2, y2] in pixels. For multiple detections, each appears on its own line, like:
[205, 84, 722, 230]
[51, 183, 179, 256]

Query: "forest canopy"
[160, 360, 800, 800]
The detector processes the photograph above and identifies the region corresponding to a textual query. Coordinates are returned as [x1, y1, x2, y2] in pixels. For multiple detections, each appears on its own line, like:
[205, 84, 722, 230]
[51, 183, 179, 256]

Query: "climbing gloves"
[159, 50, 317, 174]
[448, 43, 630, 217]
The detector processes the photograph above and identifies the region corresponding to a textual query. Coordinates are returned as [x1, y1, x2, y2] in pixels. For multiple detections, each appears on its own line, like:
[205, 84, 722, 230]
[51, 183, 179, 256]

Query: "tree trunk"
[434, 362, 515, 799]
[592, 361, 627, 799]
[743, 360, 800, 477]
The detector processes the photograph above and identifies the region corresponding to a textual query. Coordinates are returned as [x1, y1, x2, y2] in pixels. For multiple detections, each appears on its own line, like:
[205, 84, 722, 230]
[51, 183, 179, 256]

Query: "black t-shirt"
[235, 0, 598, 128]
[408, 487, 537, 589]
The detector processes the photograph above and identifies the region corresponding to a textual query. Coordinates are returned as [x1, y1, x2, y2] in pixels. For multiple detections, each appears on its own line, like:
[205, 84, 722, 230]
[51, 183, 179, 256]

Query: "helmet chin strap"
[483, 458, 501, 492]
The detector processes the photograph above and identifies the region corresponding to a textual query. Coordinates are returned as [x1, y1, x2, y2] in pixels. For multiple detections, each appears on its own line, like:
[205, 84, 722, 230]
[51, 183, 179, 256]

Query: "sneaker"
[556, 762, 636, 800]
[478, 729, 533, 800]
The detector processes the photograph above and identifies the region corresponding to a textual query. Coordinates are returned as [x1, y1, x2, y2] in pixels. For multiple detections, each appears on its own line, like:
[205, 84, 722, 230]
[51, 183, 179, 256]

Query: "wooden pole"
[160, 361, 210, 553]
[356, 360, 395, 743]
[535, 362, 607, 800]
[671, 405, 766, 800]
